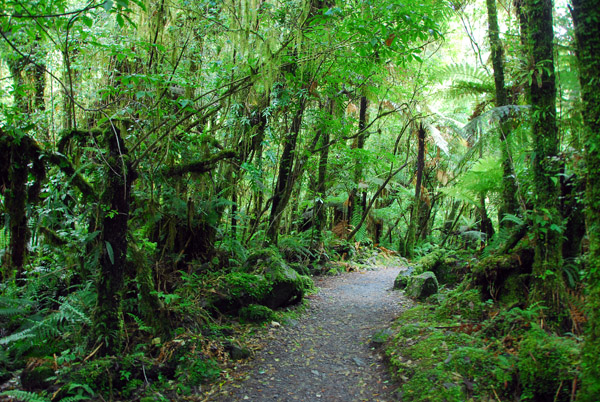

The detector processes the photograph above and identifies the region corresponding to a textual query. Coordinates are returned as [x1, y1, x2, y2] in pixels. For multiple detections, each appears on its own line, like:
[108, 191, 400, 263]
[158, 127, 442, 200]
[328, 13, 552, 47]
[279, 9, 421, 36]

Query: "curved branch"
[347, 162, 408, 241]
[163, 150, 237, 177]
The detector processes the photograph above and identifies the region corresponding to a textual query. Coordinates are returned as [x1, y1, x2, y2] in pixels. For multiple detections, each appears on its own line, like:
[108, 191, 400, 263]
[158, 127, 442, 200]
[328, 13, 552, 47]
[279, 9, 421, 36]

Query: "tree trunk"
[526, 0, 563, 316]
[403, 123, 426, 258]
[266, 102, 305, 245]
[348, 96, 368, 240]
[93, 125, 137, 355]
[313, 103, 331, 244]
[570, 0, 600, 398]
[5, 141, 28, 280]
[486, 0, 519, 226]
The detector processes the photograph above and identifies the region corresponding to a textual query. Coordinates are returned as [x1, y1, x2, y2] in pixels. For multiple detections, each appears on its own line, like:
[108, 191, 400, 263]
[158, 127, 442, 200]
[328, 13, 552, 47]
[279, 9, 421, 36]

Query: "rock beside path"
[205, 264, 410, 402]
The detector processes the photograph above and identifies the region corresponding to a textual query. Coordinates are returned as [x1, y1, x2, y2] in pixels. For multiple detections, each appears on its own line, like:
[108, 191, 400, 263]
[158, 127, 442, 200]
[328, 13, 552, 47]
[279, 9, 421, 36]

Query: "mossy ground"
[386, 287, 581, 402]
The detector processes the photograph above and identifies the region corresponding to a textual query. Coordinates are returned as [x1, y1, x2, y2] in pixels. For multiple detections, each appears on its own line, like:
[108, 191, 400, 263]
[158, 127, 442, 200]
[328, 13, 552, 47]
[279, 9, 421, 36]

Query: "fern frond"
[0, 390, 50, 402]
[0, 326, 37, 345]
[481, 226, 513, 257]
[127, 313, 152, 333]
[438, 62, 491, 84]
[462, 105, 530, 137]
[445, 80, 495, 99]
[501, 214, 525, 226]
[0, 297, 91, 346]
[0, 296, 34, 317]
[57, 299, 92, 326]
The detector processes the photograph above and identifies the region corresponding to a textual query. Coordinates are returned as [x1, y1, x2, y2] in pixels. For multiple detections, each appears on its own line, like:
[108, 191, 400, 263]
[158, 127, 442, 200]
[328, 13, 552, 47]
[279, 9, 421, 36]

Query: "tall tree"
[403, 123, 426, 258]
[485, 0, 519, 226]
[526, 0, 563, 315]
[570, 0, 600, 398]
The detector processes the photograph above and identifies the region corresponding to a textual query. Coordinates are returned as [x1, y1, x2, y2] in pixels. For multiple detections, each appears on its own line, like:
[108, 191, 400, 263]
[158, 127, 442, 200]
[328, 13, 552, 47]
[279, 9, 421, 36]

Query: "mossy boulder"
[405, 271, 439, 300]
[239, 304, 274, 323]
[394, 266, 415, 289]
[248, 248, 313, 309]
[213, 248, 313, 314]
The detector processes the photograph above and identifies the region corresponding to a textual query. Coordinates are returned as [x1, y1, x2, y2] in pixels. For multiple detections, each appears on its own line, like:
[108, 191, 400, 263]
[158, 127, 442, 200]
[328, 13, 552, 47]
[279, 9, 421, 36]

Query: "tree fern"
[462, 105, 530, 138]
[437, 63, 495, 99]
[438, 62, 491, 85]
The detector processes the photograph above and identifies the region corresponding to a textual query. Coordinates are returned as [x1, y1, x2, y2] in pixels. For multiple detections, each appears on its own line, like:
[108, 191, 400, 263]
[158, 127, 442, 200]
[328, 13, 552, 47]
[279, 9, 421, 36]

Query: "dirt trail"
[207, 264, 409, 402]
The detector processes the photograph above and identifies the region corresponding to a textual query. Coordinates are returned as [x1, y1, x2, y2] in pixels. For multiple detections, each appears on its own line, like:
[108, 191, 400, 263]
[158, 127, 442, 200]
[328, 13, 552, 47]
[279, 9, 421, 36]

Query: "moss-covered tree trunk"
[526, 0, 563, 316]
[486, 0, 519, 226]
[5, 140, 28, 280]
[93, 126, 137, 355]
[570, 0, 600, 398]
[403, 124, 426, 258]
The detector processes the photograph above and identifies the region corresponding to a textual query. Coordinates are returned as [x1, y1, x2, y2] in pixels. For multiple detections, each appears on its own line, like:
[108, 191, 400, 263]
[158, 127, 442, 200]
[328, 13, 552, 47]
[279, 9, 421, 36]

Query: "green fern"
[58, 395, 93, 402]
[445, 80, 495, 99]
[481, 226, 513, 258]
[0, 390, 50, 402]
[501, 213, 525, 226]
[437, 63, 495, 98]
[0, 296, 91, 347]
[351, 203, 367, 242]
[462, 105, 530, 138]
[0, 296, 34, 317]
[127, 313, 152, 333]
[438, 62, 491, 85]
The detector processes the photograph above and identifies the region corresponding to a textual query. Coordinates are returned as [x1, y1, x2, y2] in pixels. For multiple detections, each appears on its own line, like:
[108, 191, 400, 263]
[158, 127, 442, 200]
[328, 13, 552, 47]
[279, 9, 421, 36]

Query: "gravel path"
[207, 264, 409, 402]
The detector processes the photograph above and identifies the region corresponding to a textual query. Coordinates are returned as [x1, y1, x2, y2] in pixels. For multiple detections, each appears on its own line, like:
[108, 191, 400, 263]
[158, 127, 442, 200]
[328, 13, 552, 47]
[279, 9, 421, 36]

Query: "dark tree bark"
[402, 123, 426, 258]
[526, 0, 563, 316]
[570, 0, 600, 398]
[266, 101, 305, 245]
[486, 0, 519, 225]
[92, 126, 137, 355]
[5, 140, 28, 280]
[1, 135, 45, 281]
[348, 96, 369, 236]
[313, 101, 333, 244]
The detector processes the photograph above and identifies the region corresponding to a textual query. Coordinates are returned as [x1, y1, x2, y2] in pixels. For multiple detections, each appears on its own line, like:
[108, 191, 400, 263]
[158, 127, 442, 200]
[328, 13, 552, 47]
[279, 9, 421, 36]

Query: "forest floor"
[203, 261, 410, 402]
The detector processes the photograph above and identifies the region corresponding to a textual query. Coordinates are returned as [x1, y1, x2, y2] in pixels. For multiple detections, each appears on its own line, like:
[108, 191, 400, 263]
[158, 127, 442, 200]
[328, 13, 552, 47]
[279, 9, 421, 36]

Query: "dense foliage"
[0, 0, 598, 399]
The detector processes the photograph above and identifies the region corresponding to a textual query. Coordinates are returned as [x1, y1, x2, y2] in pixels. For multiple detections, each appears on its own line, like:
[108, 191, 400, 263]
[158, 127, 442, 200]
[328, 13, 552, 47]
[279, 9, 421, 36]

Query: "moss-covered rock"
[405, 271, 439, 300]
[213, 248, 313, 314]
[394, 250, 467, 289]
[252, 249, 313, 309]
[239, 304, 274, 323]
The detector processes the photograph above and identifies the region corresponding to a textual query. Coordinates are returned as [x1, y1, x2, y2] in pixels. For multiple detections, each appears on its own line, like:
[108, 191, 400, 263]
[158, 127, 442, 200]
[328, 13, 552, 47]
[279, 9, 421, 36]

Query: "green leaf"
[103, 0, 113, 11]
[105, 241, 115, 265]
[81, 16, 93, 28]
[116, 14, 124, 28]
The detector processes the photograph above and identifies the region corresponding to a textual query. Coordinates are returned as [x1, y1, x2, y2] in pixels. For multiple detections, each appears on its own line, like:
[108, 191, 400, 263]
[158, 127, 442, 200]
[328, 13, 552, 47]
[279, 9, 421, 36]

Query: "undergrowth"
[386, 286, 581, 401]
